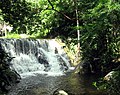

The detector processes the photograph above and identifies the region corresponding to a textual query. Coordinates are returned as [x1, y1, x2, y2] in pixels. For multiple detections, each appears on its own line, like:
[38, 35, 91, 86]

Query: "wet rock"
[44, 65, 51, 72]
[0, 44, 21, 93]
[53, 90, 68, 95]
[55, 47, 58, 54]
[104, 71, 115, 81]
[57, 55, 68, 71]
[35, 51, 51, 72]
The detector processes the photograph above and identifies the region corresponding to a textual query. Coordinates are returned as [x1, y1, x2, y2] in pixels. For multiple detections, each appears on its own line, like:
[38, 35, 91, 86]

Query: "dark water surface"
[7, 72, 106, 95]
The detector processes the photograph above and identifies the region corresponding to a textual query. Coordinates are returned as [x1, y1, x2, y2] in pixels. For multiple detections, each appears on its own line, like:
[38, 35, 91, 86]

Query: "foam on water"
[0, 39, 71, 78]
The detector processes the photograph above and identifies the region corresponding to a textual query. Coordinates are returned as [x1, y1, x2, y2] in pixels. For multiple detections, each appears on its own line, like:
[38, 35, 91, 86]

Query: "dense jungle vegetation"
[0, 0, 120, 94]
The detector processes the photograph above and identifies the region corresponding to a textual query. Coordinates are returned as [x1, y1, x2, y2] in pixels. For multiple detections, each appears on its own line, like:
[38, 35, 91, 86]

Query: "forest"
[0, 0, 120, 95]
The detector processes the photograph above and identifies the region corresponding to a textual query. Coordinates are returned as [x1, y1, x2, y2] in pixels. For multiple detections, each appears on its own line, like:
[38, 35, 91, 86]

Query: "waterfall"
[0, 39, 71, 77]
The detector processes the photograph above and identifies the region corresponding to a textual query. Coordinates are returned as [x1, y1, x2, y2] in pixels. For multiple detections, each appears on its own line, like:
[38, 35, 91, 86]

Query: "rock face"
[0, 42, 21, 92]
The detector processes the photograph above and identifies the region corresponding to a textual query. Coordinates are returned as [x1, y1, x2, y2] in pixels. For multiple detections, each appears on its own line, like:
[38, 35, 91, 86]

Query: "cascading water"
[0, 39, 71, 78]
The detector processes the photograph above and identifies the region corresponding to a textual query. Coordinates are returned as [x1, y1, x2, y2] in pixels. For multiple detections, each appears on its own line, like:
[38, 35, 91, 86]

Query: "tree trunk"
[73, 0, 80, 57]
[76, 8, 80, 56]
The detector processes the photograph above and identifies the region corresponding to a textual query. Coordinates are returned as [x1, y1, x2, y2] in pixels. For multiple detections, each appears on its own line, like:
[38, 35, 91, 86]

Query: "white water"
[0, 39, 72, 78]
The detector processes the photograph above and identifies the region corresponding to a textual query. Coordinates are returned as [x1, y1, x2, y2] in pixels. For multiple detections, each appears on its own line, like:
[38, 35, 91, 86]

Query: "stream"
[7, 72, 105, 95]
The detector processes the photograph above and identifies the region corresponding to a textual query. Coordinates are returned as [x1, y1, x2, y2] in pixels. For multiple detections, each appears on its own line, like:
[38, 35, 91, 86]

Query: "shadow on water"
[7, 72, 106, 95]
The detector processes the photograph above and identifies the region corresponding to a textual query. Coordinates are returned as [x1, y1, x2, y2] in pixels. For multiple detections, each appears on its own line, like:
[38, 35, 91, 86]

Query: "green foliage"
[0, 0, 29, 32]
[95, 71, 120, 95]
[6, 33, 21, 38]
[0, 9, 3, 21]
[107, 71, 120, 95]
[79, 0, 120, 73]
[0, 0, 50, 38]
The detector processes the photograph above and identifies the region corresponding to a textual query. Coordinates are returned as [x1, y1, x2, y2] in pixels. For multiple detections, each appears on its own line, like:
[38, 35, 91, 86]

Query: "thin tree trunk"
[47, 0, 80, 56]
[76, 8, 80, 56]
[74, 0, 80, 56]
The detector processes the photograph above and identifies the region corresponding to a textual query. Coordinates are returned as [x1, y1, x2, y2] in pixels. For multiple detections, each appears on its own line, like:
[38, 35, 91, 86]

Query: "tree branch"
[47, 0, 74, 21]
[47, 0, 54, 10]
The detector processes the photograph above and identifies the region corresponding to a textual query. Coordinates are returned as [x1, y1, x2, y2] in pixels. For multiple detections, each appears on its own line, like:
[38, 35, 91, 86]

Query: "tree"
[73, 0, 80, 56]
[79, 0, 120, 73]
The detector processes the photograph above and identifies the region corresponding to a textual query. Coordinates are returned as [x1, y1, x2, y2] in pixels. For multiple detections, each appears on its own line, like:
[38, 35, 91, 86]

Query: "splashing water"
[0, 39, 72, 78]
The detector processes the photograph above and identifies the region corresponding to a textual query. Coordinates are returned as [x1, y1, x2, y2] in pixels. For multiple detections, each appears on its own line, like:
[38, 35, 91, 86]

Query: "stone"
[53, 90, 68, 95]
[55, 47, 58, 54]
[20, 34, 29, 38]
[104, 71, 115, 81]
